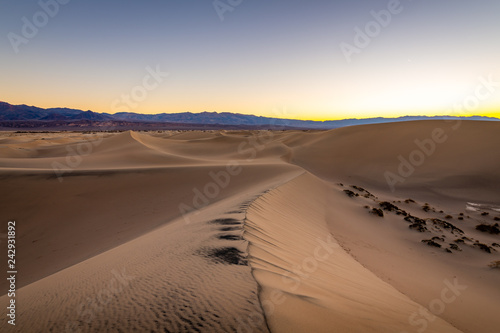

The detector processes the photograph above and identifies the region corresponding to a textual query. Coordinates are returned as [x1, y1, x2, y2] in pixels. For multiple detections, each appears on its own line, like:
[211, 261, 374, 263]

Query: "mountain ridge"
[1, 101, 498, 130]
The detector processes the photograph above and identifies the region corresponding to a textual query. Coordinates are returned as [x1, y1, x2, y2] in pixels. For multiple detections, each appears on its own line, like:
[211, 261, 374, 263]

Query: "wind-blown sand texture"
[1, 120, 499, 332]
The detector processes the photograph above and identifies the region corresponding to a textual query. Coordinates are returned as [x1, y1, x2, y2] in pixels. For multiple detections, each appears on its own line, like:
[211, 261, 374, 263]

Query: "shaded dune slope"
[0, 171, 307, 332]
[290, 120, 500, 202]
[244, 173, 462, 333]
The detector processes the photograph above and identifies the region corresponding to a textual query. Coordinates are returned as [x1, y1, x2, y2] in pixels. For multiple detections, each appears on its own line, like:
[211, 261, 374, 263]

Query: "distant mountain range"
[1, 101, 498, 131]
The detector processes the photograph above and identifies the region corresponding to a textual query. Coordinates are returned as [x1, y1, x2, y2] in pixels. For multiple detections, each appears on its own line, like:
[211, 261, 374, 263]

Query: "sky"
[1, 0, 499, 120]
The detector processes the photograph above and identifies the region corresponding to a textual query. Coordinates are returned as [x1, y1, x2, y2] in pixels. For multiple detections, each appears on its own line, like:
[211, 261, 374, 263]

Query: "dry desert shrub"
[476, 223, 500, 234]
[370, 208, 384, 217]
[488, 261, 500, 269]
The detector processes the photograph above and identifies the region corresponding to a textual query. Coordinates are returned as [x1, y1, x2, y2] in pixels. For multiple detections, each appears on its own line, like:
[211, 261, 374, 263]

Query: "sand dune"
[291, 120, 500, 202]
[245, 173, 461, 333]
[1, 120, 499, 332]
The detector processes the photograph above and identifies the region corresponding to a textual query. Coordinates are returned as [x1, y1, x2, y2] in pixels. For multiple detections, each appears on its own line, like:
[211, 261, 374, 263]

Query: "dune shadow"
[204, 247, 248, 266]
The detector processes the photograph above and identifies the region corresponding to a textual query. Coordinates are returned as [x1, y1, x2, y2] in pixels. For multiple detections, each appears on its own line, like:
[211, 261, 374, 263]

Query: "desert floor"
[1, 120, 499, 332]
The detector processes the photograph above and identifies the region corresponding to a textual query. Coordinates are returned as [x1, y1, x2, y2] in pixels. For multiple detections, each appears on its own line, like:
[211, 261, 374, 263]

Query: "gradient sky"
[1, 0, 499, 120]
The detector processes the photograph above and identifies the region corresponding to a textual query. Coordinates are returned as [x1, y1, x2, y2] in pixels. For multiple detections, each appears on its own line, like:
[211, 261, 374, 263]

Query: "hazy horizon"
[3, 99, 500, 123]
[1, 0, 499, 120]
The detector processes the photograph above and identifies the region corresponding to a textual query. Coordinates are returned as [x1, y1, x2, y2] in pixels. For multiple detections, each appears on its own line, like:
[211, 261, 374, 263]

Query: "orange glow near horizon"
[3, 94, 499, 122]
[2, 1, 499, 124]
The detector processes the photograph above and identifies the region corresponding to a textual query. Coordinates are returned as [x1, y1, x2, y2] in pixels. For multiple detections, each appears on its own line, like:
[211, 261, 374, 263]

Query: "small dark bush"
[432, 219, 464, 235]
[404, 199, 416, 204]
[409, 224, 427, 232]
[404, 215, 426, 224]
[474, 242, 493, 253]
[220, 227, 240, 232]
[405, 214, 427, 232]
[207, 247, 247, 265]
[350, 185, 375, 198]
[494, 217, 500, 221]
[218, 235, 241, 241]
[444, 215, 453, 219]
[343, 190, 359, 198]
[211, 218, 241, 225]
[370, 208, 384, 217]
[481, 212, 489, 216]
[379, 201, 399, 212]
[488, 261, 500, 269]
[449, 244, 461, 251]
[422, 239, 441, 248]
[351, 185, 366, 192]
[475, 223, 500, 234]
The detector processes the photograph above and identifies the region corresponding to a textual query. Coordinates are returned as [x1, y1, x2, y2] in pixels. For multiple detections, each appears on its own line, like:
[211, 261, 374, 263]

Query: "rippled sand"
[1, 121, 499, 332]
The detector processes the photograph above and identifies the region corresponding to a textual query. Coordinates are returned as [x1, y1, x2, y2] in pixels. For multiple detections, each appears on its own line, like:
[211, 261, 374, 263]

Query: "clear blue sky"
[1, 0, 499, 120]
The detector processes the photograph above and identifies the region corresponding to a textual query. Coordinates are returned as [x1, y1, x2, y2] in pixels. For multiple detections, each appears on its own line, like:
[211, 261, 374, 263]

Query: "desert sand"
[1, 120, 499, 332]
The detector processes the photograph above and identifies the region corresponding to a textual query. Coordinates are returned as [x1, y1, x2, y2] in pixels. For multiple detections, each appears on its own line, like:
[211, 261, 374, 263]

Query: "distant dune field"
[1, 120, 499, 332]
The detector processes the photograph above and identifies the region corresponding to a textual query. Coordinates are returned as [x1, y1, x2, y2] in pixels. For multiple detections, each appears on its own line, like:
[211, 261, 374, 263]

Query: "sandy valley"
[1, 120, 499, 332]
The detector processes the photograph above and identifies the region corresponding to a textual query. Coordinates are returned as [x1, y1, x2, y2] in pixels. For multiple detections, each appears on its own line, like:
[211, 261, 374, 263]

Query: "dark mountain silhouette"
[0, 101, 498, 131]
